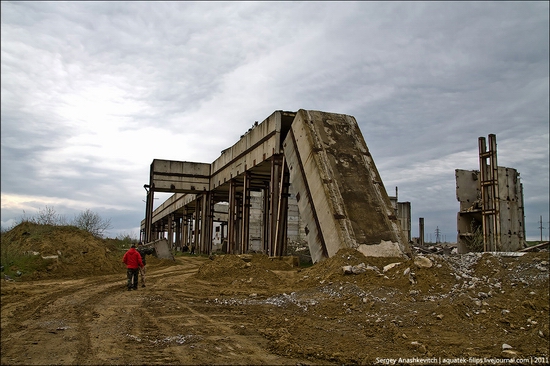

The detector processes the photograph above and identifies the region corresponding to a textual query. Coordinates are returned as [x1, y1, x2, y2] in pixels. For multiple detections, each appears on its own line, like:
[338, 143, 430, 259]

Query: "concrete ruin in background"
[456, 134, 526, 253]
[141, 110, 410, 262]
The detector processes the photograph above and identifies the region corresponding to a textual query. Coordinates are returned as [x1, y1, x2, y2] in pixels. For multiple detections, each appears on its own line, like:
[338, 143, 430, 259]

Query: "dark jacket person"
[137, 243, 155, 288]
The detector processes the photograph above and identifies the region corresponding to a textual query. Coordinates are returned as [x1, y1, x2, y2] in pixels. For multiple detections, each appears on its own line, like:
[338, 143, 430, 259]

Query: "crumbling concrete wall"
[283, 110, 410, 263]
[456, 167, 525, 253]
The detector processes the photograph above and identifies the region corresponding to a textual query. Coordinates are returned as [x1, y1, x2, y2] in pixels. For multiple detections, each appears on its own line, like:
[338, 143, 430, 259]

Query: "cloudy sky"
[1, 1, 549, 242]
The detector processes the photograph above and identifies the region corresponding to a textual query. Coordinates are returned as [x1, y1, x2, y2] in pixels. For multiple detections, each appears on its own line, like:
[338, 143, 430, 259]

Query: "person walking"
[137, 242, 155, 288]
[122, 244, 143, 291]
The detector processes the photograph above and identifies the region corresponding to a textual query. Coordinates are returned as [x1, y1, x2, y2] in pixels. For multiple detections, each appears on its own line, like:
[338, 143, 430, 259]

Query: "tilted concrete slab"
[283, 110, 410, 263]
[145, 239, 174, 261]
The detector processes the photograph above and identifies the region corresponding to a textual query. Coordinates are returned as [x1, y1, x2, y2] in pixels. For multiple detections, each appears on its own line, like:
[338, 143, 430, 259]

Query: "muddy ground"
[1, 243, 549, 365]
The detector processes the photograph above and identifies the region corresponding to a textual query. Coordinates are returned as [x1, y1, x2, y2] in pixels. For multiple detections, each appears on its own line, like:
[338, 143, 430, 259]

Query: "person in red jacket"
[122, 244, 144, 291]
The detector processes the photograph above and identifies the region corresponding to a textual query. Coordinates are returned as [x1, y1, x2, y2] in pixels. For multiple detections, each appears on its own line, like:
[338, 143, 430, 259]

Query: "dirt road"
[1, 256, 314, 365]
[1, 251, 549, 365]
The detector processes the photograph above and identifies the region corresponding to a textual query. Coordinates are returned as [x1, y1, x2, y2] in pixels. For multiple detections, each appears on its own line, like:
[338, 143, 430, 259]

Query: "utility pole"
[435, 226, 441, 244]
[538, 216, 545, 242]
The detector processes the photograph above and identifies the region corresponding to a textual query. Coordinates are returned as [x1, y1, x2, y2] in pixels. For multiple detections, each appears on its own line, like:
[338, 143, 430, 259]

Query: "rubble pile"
[198, 247, 548, 362]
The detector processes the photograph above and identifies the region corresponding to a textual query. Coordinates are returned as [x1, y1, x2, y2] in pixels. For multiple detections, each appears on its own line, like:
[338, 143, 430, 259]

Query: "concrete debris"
[342, 263, 375, 275]
[413, 256, 433, 268]
[411, 243, 456, 255]
[518, 241, 549, 252]
[477, 291, 489, 299]
[383, 262, 401, 272]
[502, 343, 513, 350]
[41, 255, 59, 260]
[342, 266, 353, 274]
[408, 273, 417, 285]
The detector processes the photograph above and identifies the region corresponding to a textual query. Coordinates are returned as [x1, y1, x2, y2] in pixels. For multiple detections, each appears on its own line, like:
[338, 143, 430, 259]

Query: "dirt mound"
[194, 254, 289, 288]
[1, 222, 125, 280]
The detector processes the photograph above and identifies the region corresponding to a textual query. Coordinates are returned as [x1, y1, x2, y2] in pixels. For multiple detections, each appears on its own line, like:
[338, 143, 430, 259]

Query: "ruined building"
[456, 134, 526, 253]
[141, 110, 410, 262]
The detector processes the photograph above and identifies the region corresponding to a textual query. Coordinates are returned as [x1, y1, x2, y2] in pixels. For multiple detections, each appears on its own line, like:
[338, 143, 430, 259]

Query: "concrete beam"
[151, 159, 210, 193]
[210, 111, 295, 191]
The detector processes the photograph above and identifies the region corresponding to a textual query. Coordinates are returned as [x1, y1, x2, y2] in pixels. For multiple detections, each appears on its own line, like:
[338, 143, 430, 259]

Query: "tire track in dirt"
[1, 274, 126, 364]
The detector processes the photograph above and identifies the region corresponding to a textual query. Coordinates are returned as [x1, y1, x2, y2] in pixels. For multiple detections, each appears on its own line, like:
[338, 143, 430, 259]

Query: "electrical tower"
[538, 216, 546, 241]
[435, 226, 441, 244]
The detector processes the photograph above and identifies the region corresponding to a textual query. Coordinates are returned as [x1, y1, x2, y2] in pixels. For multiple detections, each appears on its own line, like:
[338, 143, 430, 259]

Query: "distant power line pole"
[435, 226, 441, 244]
[538, 216, 546, 241]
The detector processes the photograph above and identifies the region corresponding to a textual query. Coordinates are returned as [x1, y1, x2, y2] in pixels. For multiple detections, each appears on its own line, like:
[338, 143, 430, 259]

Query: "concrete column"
[268, 155, 283, 256]
[167, 214, 174, 249]
[274, 164, 290, 257]
[182, 212, 189, 250]
[175, 216, 181, 250]
[200, 192, 213, 255]
[235, 194, 242, 253]
[241, 172, 251, 253]
[228, 179, 237, 254]
[262, 185, 270, 254]
[419, 217, 425, 246]
[145, 184, 155, 243]
[193, 201, 201, 254]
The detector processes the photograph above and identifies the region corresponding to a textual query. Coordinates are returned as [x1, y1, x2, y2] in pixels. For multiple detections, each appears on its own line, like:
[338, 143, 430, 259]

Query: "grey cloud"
[1, 1, 547, 240]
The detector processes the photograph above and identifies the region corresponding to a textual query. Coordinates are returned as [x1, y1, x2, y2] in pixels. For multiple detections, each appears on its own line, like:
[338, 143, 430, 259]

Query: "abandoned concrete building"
[140, 113, 527, 261]
[455, 134, 526, 253]
[140, 110, 411, 263]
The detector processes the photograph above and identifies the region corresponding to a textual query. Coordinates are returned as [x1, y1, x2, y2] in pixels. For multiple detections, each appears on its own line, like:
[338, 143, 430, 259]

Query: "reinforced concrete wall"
[283, 110, 410, 263]
[456, 167, 525, 253]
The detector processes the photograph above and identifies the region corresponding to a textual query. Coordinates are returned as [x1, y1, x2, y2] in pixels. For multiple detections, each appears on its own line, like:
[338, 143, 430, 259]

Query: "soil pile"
[194, 254, 292, 289]
[1, 222, 126, 279]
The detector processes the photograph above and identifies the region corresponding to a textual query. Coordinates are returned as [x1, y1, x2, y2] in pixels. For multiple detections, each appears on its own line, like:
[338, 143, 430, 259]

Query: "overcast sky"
[1, 1, 549, 242]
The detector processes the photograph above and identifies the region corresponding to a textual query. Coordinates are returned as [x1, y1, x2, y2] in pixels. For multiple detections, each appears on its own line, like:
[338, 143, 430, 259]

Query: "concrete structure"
[141, 110, 409, 262]
[455, 134, 526, 253]
[283, 110, 409, 262]
[388, 187, 412, 243]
